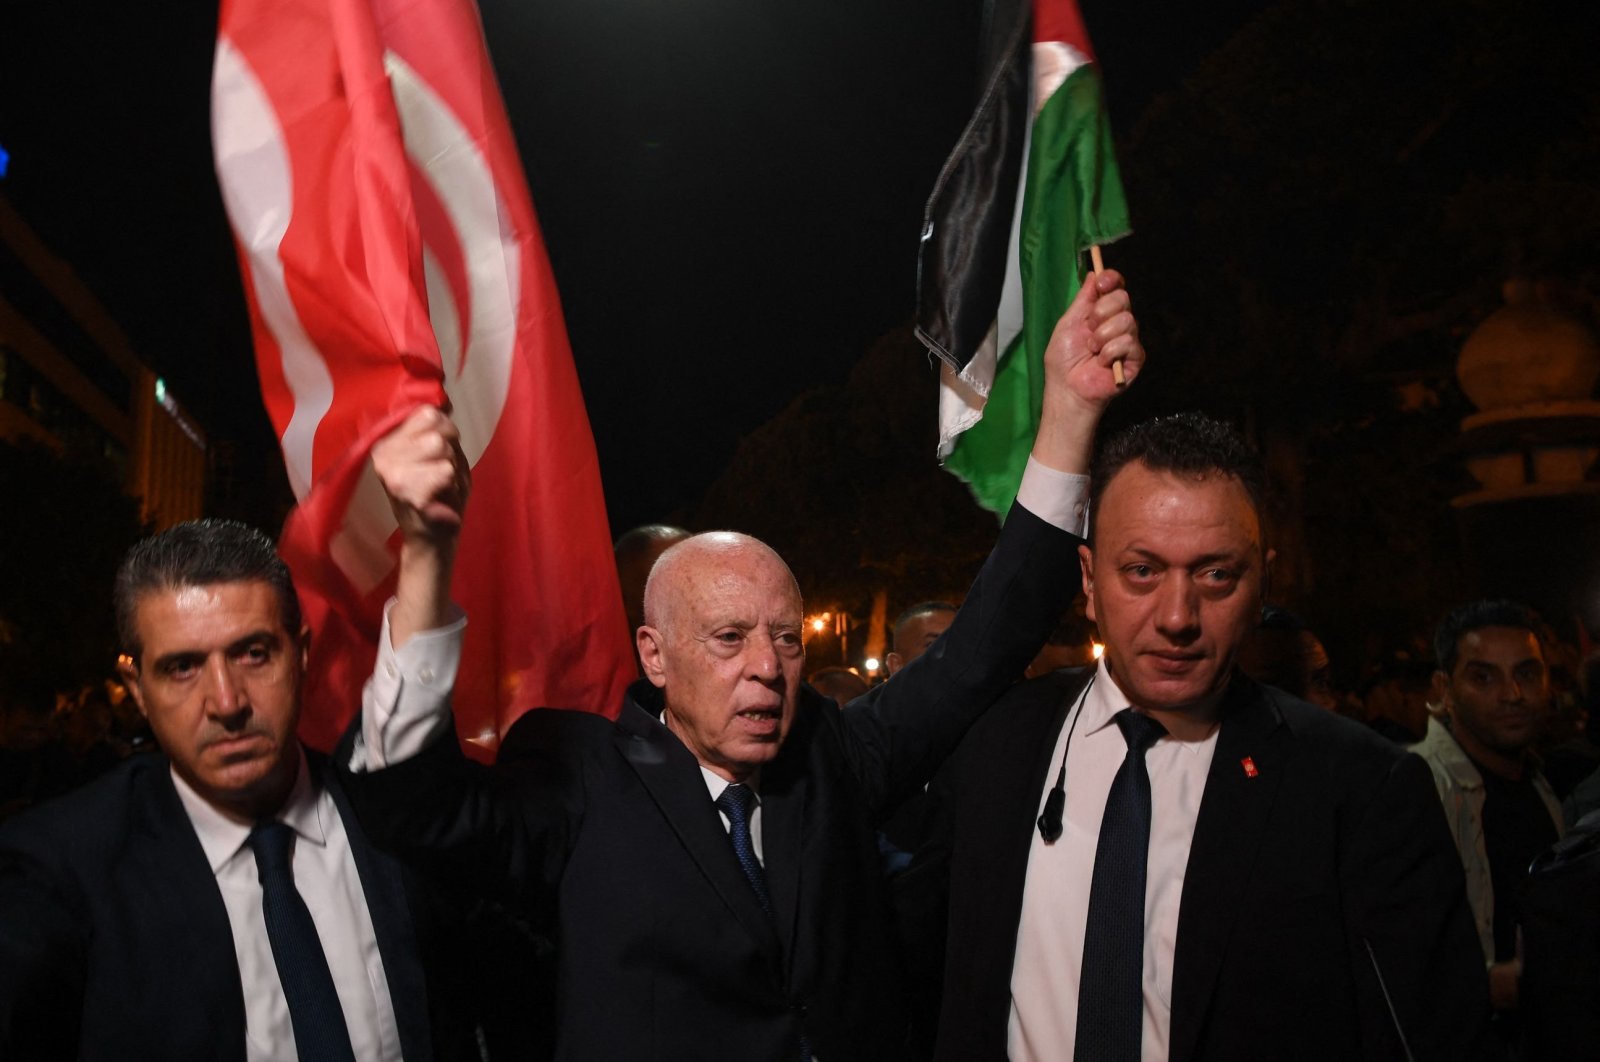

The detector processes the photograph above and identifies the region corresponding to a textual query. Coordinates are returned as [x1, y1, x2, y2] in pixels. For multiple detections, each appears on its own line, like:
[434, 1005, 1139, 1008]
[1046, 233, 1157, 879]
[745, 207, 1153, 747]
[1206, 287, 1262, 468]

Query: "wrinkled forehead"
[647, 534, 802, 628]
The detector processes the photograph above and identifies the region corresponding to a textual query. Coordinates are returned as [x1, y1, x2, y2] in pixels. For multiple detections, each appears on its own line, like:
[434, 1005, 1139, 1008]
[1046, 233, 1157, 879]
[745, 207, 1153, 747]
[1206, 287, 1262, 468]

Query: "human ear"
[1078, 544, 1097, 623]
[637, 627, 668, 688]
[118, 657, 149, 718]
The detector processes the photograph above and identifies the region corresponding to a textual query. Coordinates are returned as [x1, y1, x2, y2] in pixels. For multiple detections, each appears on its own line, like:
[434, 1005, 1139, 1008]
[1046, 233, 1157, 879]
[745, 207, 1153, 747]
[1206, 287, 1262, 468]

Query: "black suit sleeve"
[0, 830, 88, 1060]
[338, 709, 600, 913]
[1344, 751, 1492, 1061]
[835, 502, 1081, 819]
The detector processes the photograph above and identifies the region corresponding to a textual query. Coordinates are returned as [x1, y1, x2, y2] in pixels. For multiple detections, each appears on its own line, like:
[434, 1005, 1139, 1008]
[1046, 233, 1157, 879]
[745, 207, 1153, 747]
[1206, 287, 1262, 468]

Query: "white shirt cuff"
[1014, 456, 1090, 537]
[349, 600, 466, 772]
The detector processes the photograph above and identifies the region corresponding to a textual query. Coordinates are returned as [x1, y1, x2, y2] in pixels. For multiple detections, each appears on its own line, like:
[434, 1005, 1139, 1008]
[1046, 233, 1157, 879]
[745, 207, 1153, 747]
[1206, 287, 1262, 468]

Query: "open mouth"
[735, 707, 782, 732]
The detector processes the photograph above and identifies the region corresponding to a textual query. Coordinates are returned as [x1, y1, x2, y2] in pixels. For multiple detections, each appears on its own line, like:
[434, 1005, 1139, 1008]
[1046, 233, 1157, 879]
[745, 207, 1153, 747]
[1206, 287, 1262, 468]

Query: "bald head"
[637, 531, 807, 783]
[642, 532, 801, 637]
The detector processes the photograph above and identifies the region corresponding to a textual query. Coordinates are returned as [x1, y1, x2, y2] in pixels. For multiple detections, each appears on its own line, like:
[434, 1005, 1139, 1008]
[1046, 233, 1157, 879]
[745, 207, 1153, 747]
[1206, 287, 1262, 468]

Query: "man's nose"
[202, 658, 248, 719]
[1153, 576, 1200, 638]
[747, 636, 782, 683]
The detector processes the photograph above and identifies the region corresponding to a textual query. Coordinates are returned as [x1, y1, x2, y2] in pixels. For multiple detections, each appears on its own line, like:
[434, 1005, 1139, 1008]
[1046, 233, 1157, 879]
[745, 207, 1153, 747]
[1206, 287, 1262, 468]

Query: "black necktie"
[716, 784, 811, 1061]
[247, 821, 358, 1062]
[1075, 708, 1167, 1062]
[716, 783, 772, 916]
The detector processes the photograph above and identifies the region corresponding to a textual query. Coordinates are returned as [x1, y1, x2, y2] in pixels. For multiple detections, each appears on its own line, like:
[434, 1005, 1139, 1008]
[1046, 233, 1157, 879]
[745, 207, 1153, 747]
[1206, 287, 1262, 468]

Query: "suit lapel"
[613, 706, 785, 969]
[759, 709, 811, 972]
[1168, 677, 1290, 1062]
[322, 757, 435, 1062]
[988, 670, 1093, 962]
[128, 761, 249, 1059]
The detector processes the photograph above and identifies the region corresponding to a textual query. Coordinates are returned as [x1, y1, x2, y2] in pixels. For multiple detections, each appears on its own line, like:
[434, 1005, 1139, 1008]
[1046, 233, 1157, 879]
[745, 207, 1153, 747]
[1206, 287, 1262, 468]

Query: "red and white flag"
[212, 0, 634, 757]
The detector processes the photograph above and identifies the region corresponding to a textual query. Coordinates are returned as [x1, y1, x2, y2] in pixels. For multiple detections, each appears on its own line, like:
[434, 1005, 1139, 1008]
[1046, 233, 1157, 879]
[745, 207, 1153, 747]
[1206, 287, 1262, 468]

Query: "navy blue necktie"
[717, 784, 811, 1061]
[716, 783, 772, 915]
[247, 821, 357, 1062]
[1075, 708, 1167, 1062]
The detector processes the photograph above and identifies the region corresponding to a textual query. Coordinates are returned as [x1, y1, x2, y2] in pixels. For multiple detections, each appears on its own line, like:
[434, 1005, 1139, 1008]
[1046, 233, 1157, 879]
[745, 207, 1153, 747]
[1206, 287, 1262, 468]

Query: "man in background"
[1414, 600, 1563, 1036]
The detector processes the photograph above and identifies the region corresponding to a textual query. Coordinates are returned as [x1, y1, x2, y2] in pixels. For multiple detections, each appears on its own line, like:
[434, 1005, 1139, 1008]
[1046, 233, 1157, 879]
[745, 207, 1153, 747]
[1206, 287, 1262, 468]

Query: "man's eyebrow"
[1117, 547, 1248, 566]
[226, 629, 282, 654]
[150, 649, 204, 672]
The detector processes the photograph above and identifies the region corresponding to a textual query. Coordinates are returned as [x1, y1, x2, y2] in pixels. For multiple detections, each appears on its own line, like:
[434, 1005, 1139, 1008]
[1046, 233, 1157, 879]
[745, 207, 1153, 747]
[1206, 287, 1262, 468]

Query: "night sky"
[0, 0, 1266, 533]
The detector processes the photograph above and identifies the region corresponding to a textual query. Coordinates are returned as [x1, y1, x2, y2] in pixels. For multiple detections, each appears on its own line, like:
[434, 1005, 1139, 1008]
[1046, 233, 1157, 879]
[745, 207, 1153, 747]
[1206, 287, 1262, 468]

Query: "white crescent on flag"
[212, 0, 634, 755]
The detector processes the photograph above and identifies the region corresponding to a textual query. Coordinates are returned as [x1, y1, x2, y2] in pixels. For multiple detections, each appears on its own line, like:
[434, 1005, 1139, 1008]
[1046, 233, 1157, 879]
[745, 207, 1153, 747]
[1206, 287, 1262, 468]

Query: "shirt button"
[419, 666, 435, 685]
[384, 662, 397, 679]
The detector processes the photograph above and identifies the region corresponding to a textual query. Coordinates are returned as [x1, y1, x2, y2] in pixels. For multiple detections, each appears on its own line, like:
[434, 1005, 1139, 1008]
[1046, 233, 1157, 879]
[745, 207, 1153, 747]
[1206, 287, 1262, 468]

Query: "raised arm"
[1030, 266, 1142, 476]
[841, 270, 1144, 813]
[351, 405, 470, 771]
[376, 405, 470, 647]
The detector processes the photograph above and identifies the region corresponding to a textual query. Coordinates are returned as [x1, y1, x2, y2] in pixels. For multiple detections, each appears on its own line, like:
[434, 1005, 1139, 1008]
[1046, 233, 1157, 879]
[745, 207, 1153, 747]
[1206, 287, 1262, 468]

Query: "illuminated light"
[811, 618, 826, 633]
[864, 657, 880, 672]
[116, 654, 135, 669]
[1091, 642, 1105, 660]
[154, 377, 167, 403]
[0, 143, 9, 179]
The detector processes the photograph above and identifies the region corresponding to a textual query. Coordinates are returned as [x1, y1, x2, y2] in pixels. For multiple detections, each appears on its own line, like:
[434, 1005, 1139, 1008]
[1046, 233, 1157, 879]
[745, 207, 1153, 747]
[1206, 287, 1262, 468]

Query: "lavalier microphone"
[1036, 671, 1094, 844]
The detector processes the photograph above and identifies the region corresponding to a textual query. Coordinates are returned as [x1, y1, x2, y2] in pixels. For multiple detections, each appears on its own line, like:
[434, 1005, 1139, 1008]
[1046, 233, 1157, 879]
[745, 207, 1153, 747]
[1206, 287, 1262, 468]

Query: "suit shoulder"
[0, 754, 163, 870]
[498, 707, 617, 761]
[964, 667, 1091, 745]
[1260, 686, 1415, 779]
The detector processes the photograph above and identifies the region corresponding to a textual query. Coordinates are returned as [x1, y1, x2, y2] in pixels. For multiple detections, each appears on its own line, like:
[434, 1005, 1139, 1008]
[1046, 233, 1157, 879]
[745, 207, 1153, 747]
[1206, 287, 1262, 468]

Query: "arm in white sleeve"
[1014, 456, 1090, 538]
[347, 601, 466, 772]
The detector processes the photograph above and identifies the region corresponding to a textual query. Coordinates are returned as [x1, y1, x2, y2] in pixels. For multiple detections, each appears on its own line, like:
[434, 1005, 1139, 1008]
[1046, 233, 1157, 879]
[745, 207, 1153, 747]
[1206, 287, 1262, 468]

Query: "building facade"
[0, 193, 204, 529]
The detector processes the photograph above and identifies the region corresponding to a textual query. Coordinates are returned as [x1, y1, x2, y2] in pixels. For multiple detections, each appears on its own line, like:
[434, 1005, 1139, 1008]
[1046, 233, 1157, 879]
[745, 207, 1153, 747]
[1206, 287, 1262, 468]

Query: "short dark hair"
[893, 600, 957, 639]
[614, 523, 691, 561]
[1088, 412, 1266, 541]
[1433, 599, 1542, 676]
[114, 519, 301, 662]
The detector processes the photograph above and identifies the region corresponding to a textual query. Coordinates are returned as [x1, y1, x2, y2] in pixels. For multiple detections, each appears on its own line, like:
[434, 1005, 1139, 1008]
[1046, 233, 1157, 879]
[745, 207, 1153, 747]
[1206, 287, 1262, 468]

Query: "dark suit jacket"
[0, 749, 463, 1062]
[904, 667, 1491, 1062]
[338, 503, 1080, 1061]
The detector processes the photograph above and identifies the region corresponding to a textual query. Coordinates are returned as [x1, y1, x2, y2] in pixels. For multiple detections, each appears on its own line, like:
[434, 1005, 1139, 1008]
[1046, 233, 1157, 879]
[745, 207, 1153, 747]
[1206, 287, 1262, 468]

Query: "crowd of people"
[2, 272, 1595, 1060]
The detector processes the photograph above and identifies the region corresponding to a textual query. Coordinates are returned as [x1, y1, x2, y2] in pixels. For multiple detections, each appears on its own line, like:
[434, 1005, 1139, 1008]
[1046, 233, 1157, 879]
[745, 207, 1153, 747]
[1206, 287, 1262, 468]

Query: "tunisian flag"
[212, 0, 634, 756]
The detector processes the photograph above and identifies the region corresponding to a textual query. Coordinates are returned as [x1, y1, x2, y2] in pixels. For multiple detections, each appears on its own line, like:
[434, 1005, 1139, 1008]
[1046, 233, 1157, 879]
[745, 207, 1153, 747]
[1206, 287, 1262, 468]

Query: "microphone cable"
[1037, 671, 1097, 844]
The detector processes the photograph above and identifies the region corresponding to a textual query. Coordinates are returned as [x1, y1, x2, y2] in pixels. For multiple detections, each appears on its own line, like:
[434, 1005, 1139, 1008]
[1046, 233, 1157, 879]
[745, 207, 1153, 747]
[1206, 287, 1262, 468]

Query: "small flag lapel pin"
[1241, 757, 1259, 778]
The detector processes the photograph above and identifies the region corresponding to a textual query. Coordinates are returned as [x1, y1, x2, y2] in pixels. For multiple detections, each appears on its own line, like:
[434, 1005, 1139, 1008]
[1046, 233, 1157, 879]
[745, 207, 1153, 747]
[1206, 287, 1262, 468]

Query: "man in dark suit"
[904, 412, 1490, 1062]
[0, 410, 475, 1061]
[338, 270, 1145, 1060]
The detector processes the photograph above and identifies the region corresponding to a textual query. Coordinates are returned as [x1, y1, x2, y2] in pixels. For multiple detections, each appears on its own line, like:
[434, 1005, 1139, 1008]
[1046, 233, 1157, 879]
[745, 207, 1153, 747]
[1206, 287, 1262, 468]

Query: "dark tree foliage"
[690, 0, 1600, 682]
[1107, 0, 1600, 675]
[0, 439, 147, 714]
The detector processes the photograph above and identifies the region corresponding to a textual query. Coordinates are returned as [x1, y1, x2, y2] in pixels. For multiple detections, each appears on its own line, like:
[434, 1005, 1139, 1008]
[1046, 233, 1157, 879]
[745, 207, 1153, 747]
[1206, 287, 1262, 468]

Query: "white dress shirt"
[170, 604, 463, 1061]
[172, 749, 402, 1062]
[1007, 659, 1220, 1062]
[351, 607, 467, 771]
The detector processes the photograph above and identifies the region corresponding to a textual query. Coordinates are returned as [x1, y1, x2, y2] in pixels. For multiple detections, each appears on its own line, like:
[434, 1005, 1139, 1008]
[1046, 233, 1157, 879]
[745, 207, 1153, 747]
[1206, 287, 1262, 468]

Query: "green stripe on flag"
[944, 63, 1130, 516]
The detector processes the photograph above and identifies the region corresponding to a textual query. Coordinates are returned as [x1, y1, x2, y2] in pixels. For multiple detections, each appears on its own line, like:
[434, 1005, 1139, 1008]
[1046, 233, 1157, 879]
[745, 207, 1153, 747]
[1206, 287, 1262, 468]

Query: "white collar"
[1091, 659, 1220, 755]
[171, 745, 328, 875]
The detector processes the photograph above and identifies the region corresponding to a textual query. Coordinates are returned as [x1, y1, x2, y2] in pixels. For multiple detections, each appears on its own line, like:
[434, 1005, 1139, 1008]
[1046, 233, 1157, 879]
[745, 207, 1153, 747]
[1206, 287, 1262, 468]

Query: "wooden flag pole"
[1088, 245, 1125, 388]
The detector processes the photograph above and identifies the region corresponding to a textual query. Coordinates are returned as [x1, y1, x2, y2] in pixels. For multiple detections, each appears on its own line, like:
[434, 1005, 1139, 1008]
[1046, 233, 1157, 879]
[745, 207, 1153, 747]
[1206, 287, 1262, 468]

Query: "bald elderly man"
[340, 271, 1144, 1060]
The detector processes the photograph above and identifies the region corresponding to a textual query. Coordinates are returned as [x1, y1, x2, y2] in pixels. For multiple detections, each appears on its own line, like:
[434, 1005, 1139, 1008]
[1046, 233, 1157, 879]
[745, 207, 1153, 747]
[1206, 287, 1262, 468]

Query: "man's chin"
[193, 748, 296, 811]
[1125, 669, 1226, 713]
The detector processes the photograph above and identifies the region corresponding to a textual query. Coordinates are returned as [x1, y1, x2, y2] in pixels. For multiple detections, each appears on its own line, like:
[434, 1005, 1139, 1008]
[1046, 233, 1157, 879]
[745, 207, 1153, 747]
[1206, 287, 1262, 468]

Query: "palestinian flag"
[916, 0, 1130, 516]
